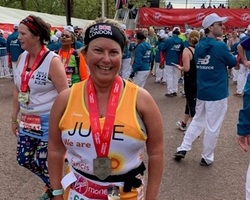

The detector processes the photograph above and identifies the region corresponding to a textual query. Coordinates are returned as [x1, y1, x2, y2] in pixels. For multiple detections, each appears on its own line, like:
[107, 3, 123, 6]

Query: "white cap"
[202, 13, 228, 29]
[185, 28, 192, 35]
[55, 30, 62, 38]
[64, 25, 74, 33]
[247, 24, 250, 30]
[13, 22, 19, 29]
[50, 35, 58, 42]
[121, 24, 126, 30]
[159, 29, 165, 34]
[173, 26, 180, 32]
[159, 32, 166, 39]
[199, 28, 205, 34]
[239, 33, 246, 39]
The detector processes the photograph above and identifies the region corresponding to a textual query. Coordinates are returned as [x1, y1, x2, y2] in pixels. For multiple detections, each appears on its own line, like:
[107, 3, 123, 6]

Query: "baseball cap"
[199, 28, 205, 34]
[55, 30, 62, 38]
[13, 22, 19, 29]
[159, 32, 166, 39]
[64, 25, 74, 33]
[121, 24, 126, 30]
[239, 33, 246, 39]
[159, 29, 165, 35]
[173, 26, 180, 32]
[202, 13, 228, 29]
[185, 28, 192, 35]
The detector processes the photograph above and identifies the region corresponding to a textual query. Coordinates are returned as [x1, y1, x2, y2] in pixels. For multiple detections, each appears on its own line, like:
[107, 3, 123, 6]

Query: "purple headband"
[84, 23, 125, 50]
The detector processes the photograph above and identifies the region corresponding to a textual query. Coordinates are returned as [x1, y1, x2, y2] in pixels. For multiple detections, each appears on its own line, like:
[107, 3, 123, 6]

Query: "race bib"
[19, 114, 42, 136]
[66, 73, 72, 86]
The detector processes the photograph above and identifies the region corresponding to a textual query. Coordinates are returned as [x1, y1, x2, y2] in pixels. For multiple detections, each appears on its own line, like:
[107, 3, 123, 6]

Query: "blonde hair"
[188, 30, 200, 46]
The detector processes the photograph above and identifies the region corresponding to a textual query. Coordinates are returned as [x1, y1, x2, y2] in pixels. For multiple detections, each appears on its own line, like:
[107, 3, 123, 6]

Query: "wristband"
[48, 188, 64, 198]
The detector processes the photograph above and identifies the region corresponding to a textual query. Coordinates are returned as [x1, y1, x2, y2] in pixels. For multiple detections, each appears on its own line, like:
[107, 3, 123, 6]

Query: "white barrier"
[0, 47, 12, 79]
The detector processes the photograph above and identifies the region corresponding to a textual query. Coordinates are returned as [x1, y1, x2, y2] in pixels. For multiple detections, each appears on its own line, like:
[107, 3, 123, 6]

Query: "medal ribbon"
[20, 46, 47, 92]
[58, 48, 74, 69]
[87, 76, 122, 157]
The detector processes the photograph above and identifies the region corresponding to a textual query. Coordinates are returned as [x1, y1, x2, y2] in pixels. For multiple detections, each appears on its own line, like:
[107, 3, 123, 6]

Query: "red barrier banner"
[139, 8, 250, 29]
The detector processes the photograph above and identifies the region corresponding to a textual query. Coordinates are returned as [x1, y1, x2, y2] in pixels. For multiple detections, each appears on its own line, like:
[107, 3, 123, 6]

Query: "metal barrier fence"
[0, 47, 12, 79]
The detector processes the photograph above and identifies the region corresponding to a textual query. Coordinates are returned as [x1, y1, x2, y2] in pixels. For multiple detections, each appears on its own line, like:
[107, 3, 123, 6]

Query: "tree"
[0, 0, 149, 20]
[228, 0, 250, 8]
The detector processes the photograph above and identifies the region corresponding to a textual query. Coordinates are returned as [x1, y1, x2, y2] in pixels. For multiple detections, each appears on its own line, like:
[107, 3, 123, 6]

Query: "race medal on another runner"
[93, 157, 111, 180]
[18, 92, 29, 104]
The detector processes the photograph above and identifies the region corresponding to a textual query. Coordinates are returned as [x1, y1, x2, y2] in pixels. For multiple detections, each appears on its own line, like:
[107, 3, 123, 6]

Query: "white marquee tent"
[0, 6, 94, 33]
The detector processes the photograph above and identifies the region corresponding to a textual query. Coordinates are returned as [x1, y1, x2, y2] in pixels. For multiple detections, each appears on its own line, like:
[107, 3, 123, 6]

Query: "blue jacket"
[122, 43, 133, 59]
[160, 35, 184, 65]
[7, 31, 23, 62]
[237, 36, 250, 136]
[0, 36, 7, 57]
[194, 37, 237, 101]
[155, 39, 165, 63]
[132, 41, 151, 73]
[237, 73, 250, 136]
[47, 41, 61, 51]
[240, 36, 250, 63]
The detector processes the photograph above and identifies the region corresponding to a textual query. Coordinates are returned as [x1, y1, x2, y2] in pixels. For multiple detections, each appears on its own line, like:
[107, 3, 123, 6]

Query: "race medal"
[93, 157, 111, 180]
[18, 92, 29, 104]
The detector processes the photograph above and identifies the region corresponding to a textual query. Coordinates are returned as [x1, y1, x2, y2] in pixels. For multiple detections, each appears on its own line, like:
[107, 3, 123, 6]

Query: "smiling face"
[84, 37, 122, 84]
[18, 24, 39, 51]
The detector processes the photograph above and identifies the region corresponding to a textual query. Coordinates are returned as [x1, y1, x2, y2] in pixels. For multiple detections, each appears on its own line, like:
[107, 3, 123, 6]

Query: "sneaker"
[176, 121, 187, 131]
[174, 151, 186, 161]
[165, 93, 174, 97]
[200, 158, 212, 166]
[161, 81, 166, 85]
[173, 92, 177, 96]
[178, 77, 183, 84]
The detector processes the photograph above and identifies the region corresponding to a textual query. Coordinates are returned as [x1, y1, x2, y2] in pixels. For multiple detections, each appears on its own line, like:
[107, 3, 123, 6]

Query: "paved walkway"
[0, 76, 247, 200]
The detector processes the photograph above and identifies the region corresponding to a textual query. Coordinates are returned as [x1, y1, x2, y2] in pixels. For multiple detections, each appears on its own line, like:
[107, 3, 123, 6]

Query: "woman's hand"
[11, 121, 19, 137]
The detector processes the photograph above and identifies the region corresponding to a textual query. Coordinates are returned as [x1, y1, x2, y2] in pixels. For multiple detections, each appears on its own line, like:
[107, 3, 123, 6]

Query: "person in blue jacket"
[234, 32, 250, 96]
[154, 31, 167, 83]
[7, 22, 24, 78]
[174, 13, 237, 166]
[130, 31, 151, 88]
[237, 36, 250, 200]
[160, 26, 184, 97]
[47, 35, 61, 51]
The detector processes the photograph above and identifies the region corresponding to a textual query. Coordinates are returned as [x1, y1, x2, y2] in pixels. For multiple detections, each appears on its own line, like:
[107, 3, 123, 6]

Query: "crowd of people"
[2, 9, 250, 200]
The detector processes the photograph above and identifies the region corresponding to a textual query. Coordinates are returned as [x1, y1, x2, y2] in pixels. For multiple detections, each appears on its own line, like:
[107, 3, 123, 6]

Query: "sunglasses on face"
[212, 22, 223, 26]
[61, 34, 71, 38]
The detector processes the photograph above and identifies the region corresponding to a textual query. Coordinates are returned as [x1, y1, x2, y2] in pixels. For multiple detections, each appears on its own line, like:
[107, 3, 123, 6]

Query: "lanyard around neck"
[20, 46, 47, 92]
[87, 76, 122, 157]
